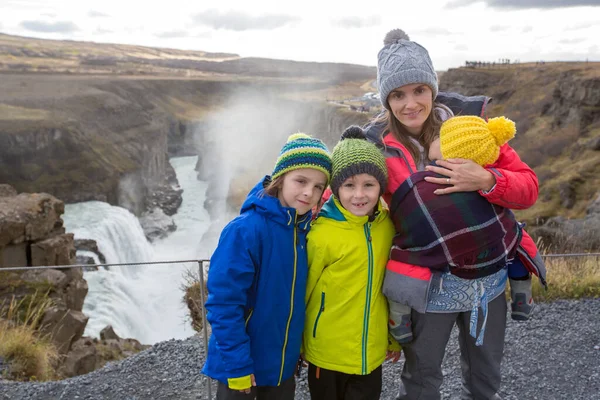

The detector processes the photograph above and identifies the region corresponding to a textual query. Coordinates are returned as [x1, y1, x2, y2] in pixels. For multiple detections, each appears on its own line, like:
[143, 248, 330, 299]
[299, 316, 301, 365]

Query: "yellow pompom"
[487, 117, 516, 146]
[287, 132, 311, 142]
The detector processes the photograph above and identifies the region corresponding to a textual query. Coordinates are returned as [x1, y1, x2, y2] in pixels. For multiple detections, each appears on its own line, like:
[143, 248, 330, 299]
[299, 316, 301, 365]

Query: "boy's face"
[278, 169, 327, 215]
[337, 174, 380, 217]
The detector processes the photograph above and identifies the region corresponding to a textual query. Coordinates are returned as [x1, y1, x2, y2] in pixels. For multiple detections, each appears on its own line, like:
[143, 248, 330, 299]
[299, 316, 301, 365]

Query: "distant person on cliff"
[367, 28, 543, 399]
[302, 126, 401, 400]
[385, 114, 547, 346]
[202, 133, 332, 399]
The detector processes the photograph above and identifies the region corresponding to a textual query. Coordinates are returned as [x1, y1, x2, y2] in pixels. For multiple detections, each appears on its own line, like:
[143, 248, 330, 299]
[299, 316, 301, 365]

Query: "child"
[303, 126, 400, 400]
[202, 133, 332, 399]
[385, 115, 547, 344]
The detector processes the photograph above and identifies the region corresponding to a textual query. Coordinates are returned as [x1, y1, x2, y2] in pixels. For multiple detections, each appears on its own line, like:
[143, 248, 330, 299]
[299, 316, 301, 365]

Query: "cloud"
[559, 38, 586, 45]
[490, 25, 509, 32]
[94, 28, 113, 35]
[413, 28, 454, 36]
[566, 21, 598, 31]
[155, 30, 191, 39]
[522, 26, 533, 33]
[191, 9, 299, 31]
[19, 20, 79, 33]
[331, 15, 381, 29]
[446, 0, 600, 9]
[454, 44, 469, 51]
[89, 11, 109, 18]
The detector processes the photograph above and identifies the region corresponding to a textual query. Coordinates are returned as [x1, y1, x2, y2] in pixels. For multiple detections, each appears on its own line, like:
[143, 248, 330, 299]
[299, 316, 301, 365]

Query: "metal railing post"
[198, 260, 212, 400]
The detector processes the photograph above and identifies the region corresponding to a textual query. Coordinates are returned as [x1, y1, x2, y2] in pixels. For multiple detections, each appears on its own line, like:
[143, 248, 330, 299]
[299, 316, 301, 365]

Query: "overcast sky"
[1, 0, 599, 70]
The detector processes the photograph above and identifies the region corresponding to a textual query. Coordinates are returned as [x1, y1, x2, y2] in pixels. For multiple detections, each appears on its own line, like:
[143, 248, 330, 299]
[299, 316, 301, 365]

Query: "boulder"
[30, 233, 76, 267]
[139, 207, 176, 241]
[73, 239, 106, 264]
[40, 307, 88, 354]
[0, 243, 28, 268]
[100, 325, 120, 341]
[0, 193, 64, 246]
[0, 185, 17, 197]
[59, 337, 97, 378]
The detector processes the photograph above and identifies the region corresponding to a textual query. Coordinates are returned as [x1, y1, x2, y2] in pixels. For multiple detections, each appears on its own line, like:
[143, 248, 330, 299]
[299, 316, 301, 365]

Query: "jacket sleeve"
[306, 230, 329, 305]
[480, 144, 539, 210]
[205, 221, 256, 379]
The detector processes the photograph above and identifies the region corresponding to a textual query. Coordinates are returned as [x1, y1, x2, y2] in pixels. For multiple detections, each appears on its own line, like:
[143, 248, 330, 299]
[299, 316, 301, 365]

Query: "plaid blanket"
[389, 171, 521, 279]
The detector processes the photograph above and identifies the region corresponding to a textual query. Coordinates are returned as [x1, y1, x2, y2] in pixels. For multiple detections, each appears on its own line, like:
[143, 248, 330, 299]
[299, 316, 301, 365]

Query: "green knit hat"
[331, 126, 388, 198]
[272, 133, 332, 183]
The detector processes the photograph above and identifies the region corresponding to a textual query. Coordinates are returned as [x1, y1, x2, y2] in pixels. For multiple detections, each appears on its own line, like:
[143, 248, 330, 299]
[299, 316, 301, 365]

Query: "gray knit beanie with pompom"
[377, 29, 438, 110]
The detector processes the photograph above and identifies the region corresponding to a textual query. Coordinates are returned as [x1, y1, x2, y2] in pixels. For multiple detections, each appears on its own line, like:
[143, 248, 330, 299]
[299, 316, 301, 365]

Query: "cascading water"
[63, 156, 211, 344]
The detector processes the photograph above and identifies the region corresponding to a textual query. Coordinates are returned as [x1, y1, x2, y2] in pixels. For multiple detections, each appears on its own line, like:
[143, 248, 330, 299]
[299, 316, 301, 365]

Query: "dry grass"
[181, 269, 208, 333]
[533, 255, 600, 301]
[0, 103, 50, 121]
[0, 292, 58, 381]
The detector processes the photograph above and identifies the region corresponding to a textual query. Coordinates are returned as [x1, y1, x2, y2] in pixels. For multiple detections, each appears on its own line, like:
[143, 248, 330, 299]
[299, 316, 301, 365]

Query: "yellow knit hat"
[440, 116, 516, 166]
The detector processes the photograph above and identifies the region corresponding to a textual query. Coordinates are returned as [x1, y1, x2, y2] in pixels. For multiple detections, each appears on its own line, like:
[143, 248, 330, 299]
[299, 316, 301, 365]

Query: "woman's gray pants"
[396, 294, 507, 400]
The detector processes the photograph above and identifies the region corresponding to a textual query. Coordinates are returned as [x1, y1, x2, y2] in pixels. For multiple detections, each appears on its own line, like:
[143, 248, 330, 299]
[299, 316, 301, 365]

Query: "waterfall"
[63, 156, 211, 344]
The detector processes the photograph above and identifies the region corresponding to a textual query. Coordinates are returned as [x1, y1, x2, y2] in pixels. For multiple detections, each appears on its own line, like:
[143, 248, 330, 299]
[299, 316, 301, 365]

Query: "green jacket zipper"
[361, 222, 374, 375]
[312, 292, 325, 338]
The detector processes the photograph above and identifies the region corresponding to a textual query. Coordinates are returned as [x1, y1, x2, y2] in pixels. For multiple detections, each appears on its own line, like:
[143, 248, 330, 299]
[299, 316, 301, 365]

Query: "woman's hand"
[424, 159, 496, 195]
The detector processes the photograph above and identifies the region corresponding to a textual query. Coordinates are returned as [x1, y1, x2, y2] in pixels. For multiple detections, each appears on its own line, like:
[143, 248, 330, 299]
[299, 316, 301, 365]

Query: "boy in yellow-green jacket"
[304, 126, 401, 400]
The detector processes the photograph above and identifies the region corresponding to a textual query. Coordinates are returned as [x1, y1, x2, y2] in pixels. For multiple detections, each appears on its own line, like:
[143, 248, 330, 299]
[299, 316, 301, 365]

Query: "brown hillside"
[440, 63, 600, 225]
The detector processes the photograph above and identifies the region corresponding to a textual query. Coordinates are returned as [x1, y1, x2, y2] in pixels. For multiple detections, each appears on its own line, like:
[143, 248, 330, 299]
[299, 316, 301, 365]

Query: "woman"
[370, 29, 543, 400]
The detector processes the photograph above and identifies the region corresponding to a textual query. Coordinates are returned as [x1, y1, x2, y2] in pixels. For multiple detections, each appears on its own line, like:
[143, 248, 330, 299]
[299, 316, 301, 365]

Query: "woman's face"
[387, 83, 433, 136]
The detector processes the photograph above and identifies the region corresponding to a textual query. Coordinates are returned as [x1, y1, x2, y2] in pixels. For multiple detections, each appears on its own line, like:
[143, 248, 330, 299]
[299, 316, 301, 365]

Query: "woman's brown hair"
[378, 102, 451, 167]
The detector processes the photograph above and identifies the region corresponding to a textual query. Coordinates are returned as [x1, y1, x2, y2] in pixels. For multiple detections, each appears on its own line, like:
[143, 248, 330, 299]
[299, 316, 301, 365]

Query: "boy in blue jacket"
[202, 133, 332, 399]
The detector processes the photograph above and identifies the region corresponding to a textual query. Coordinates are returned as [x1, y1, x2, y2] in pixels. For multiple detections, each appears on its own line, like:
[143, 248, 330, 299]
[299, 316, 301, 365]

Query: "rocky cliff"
[440, 62, 600, 250]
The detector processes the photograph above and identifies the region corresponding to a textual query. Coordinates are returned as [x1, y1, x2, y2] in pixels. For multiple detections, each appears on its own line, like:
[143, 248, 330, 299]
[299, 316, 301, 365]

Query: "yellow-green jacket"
[304, 196, 395, 375]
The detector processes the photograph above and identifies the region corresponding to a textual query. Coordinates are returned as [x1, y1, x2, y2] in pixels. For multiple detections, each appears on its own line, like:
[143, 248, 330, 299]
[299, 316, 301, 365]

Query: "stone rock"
[587, 137, 600, 151]
[40, 307, 88, 354]
[139, 207, 176, 241]
[100, 325, 120, 341]
[64, 277, 88, 312]
[59, 337, 97, 378]
[30, 233, 76, 267]
[0, 242, 28, 268]
[20, 269, 69, 289]
[0, 192, 64, 247]
[74, 239, 107, 264]
[0, 185, 17, 197]
[586, 193, 600, 215]
[145, 184, 183, 217]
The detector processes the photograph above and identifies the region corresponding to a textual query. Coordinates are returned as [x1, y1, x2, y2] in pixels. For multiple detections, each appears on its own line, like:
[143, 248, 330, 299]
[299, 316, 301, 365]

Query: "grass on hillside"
[532, 255, 600, 301]
[0, 292, 57, 381]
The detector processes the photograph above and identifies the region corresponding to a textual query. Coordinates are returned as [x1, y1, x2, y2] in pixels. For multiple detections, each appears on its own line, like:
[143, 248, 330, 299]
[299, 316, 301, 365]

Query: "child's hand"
[239, 374, 256, 394]
[228, 374, 256, 393]
[386, 350, 401, 363]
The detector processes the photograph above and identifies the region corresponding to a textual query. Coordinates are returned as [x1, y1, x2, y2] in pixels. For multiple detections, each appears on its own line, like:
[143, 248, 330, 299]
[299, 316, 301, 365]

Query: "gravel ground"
[1, 299, 599, 400]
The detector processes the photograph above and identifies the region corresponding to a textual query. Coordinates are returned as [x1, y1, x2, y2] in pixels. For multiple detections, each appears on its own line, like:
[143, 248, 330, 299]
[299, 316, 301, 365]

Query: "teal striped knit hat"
[331, 126, 388, 198]
[272, 133, 332, 183]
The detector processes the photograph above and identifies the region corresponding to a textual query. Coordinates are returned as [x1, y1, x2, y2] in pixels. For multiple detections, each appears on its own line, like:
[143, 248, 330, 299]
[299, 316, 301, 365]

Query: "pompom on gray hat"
[377, 29, 438, 110]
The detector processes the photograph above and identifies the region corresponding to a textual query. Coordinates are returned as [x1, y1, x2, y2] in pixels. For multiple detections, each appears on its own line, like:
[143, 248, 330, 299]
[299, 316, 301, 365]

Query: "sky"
[1, 0, 599, 71]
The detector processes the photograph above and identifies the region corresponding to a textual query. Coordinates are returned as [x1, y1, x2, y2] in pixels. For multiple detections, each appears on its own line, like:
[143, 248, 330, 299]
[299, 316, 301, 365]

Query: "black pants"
[308, 363, 382, 400]
[216, 376, 296, 400]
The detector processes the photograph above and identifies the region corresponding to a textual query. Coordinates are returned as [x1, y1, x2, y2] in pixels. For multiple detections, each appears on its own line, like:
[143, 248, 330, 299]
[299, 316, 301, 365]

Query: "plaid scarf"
[389, 171, 521, 279]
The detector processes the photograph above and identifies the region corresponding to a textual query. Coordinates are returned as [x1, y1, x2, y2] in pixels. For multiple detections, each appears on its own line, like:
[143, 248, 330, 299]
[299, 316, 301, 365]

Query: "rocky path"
[1, 299, 599, 400]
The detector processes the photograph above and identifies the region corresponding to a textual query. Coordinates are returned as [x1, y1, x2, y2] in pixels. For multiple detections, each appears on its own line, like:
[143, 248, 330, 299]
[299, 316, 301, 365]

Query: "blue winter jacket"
[202, 176, 311, 387]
